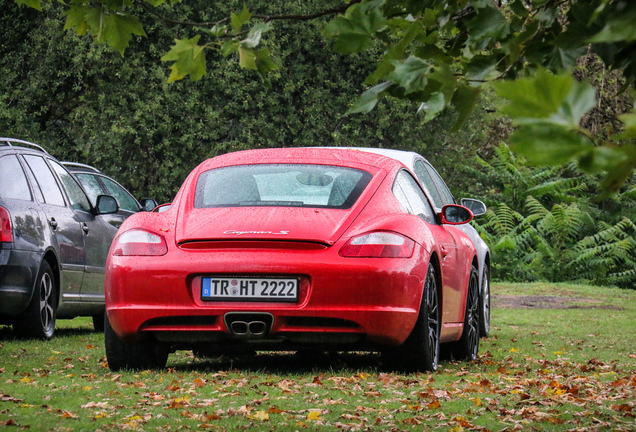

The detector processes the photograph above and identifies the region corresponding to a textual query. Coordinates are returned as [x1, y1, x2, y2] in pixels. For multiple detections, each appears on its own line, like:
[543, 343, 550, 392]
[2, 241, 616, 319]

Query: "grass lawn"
[1, 282, 635, 431]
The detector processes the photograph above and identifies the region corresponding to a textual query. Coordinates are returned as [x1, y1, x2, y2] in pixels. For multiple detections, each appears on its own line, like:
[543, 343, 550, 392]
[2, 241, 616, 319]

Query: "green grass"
[1, 282, 635, 431]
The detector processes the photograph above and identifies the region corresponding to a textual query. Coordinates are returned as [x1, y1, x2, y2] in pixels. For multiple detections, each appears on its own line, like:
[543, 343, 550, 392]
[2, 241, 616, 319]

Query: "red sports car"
[104, 148, 480, 371]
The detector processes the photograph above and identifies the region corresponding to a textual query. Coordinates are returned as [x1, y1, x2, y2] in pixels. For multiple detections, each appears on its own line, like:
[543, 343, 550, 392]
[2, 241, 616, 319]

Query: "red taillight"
[0, 206, 13, 243]
[112, 229, 168, 256]
[339, 231, 415, 258]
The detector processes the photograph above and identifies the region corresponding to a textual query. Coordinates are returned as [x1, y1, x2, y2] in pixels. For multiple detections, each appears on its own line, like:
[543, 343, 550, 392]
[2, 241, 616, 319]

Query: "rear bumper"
[0, 248, 39, 317]
[106, 246, 429, 348]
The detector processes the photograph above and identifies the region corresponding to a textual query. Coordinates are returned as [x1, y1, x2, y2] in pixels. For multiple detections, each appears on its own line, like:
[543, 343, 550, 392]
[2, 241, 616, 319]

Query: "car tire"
[104, 313, 168, 371]
[451, 266, 480, 361]
[383, 263, 440, 372]
[92, 312, 105, 332]
[478, 265, 491, 338]
[14, 260, 56, 340]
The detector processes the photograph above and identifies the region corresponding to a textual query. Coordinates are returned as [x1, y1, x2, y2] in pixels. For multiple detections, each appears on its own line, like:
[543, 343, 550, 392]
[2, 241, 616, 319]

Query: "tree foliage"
[1, 0, 499, 202]
[472, 144, 636, 288]
[14, 0, 636, 193]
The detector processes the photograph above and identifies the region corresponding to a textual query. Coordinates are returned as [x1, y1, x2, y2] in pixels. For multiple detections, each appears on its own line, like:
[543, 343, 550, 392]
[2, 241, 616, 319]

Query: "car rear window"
[0, 155, 31, 201]
[194, 164, 372, 209]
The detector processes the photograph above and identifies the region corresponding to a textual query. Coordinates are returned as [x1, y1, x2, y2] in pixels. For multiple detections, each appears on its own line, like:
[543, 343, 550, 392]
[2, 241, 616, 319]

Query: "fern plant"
[568, 218, 636, 288]
[473, 202, 543, 282]
[468, 143, 636, 288]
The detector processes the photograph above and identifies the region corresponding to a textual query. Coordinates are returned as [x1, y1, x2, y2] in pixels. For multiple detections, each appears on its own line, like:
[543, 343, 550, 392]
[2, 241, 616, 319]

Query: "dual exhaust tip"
[230, 320, 267, 336]
[224, 313, 273, 339]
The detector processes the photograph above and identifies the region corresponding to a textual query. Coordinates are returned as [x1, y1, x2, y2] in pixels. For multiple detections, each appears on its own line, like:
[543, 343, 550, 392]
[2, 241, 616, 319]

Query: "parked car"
[105, 147, 480, 371]
[0, 138, 120, 339]
[346, 148, 491, 337]
[62, 162, 156, 229]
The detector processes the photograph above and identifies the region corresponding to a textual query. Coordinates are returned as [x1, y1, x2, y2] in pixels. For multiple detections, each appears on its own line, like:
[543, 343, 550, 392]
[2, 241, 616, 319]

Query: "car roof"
[61, 161, 101, 173]
[0, 137, 49, 154]
[200, 147, 404, 171]
[324, 147, 424, 167]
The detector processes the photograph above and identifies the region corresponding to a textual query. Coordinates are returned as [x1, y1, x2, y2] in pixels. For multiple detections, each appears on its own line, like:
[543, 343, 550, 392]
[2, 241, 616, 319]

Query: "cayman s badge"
[224, 230, 290, 236]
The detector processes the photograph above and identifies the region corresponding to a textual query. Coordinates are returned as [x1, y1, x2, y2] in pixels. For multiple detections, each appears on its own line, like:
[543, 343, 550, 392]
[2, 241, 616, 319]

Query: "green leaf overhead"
[347, 81, 394, 114]
[10, 0, 636, 193]
[242, 23, 273, 49]
[101, 14, 146, 56]
[465, 4, 510, 51]
[161, 36, 206, 82]
[237, 47, 279, 81]
[231, 6, 252, 34]
[15, 0, 41, 11]
[387, 56, 431, 95]
[509, 124, 594, 166]
[588, 1, 636, 43]
[63, 4, 145, 56]
[494, 70, 573, 120]
[323, 0, 387, 54]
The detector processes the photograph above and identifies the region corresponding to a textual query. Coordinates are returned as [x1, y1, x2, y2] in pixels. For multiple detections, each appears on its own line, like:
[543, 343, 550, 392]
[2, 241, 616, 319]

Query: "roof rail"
[0, 137, 49, 154]
[61, 161, 101, 173]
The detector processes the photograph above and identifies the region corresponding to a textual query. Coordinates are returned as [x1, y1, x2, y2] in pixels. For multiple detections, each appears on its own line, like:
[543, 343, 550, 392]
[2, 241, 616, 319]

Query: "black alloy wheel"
[478, 265, 491, 337]
[452, 266, 480, 361]
[14, 260, 56, 340]
[383, 263, 440, 372]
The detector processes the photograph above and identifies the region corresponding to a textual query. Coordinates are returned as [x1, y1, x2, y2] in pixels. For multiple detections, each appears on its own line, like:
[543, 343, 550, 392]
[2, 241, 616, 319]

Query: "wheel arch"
[428, 251, 443, 312]
[42, 249, 60, 309]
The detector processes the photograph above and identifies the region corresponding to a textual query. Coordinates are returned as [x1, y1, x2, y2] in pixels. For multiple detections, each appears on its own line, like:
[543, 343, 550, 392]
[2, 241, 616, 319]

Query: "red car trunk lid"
[176, 206, 360, 246]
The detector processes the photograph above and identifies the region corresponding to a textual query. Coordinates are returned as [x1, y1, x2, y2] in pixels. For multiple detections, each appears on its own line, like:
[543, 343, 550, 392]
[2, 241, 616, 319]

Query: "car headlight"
[339, 231, 414, 258]
[112, 229, 168, 256]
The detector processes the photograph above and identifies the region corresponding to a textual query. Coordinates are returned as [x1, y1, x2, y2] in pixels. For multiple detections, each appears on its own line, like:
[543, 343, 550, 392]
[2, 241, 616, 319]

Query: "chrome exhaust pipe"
[225, 313, 273, 339]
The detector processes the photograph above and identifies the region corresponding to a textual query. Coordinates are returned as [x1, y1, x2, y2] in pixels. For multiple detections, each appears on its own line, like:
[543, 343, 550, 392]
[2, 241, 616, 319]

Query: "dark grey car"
[0, 138, 119, 339]
[62, 162, 156, 230]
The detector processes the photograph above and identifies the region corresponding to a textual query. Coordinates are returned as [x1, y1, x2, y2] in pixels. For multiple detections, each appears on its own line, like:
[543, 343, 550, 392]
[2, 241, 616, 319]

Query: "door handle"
[82, 223, 89, 235]
[49, 218, 58, 230]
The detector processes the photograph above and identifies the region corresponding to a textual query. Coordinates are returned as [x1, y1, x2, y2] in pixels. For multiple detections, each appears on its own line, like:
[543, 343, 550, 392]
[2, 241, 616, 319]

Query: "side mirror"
[96, 195, 119, 215]
[440, 204, 473, 225]
[460, 198, 487, 217]
[140, 198, 158, 212]
[153, 203, 171, 213]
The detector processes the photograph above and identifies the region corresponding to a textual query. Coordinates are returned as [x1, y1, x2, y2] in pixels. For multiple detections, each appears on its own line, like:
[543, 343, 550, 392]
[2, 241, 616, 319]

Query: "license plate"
[201, 277, 298, 302]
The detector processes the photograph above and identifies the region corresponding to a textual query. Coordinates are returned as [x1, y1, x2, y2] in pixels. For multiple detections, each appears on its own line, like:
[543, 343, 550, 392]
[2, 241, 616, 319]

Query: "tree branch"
[138, 0, 363, 29]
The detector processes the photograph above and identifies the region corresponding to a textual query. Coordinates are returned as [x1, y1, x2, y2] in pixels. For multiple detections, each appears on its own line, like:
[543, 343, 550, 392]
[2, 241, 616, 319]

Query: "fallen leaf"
[247, 410, 269, 421]
[307, 409, 323, 420]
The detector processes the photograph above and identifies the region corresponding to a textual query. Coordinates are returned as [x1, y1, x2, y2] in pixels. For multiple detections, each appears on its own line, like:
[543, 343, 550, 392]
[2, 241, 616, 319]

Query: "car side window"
[75, 173, 104, 206]
[393, 171, 436, 224]
[413, 160, 444, 208]
[23, 155, 66, 207]
[0, 155, 32, 201]
[99, 176, 140, 212]
[50, 161, 91, 212]
[420, 160, 455, 205]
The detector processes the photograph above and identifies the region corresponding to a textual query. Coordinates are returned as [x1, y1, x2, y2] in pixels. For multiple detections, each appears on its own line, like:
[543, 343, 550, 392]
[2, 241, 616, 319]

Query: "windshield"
[194, 164, 372, 209]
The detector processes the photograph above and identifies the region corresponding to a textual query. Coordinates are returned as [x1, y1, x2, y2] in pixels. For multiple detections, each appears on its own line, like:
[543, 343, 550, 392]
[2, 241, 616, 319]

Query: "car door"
[22, 155, 86, 299]
[73, 172, 128, 230]
[393, 170, 468, 328]
[97, 174, 141, 219]
[49, 161, 117, 303]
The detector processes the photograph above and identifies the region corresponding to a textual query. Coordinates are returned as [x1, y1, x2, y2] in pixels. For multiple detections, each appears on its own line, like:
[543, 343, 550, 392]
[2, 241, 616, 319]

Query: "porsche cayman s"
[104, 148, 481, 371]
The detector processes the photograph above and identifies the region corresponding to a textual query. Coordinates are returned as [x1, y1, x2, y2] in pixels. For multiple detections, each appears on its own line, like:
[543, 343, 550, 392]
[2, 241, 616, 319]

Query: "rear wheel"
[383, 263, 440, 372]
[104, 313, 168, 371]
[92, 312, 105, 332]
[451, 266, 480, 361]
[14, 260, 56, 340]
[478, 265, 491, 337]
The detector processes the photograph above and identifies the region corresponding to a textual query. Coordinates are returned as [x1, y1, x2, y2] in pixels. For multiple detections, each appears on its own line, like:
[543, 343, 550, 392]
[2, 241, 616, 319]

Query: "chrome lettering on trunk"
[224, 230, 290, 236]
